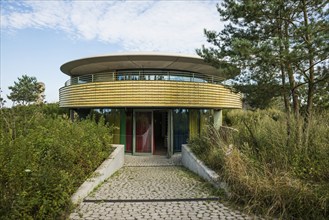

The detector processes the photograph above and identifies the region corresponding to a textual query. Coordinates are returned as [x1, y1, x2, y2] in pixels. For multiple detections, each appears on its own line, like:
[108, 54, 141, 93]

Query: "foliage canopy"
[7, 75, 45, 105]
[197, 0, 329, 113]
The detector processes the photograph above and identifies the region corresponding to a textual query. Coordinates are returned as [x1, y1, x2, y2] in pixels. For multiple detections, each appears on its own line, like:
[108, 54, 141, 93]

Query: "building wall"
[76, 108, 215, 153]
[60, 81, 241, 109]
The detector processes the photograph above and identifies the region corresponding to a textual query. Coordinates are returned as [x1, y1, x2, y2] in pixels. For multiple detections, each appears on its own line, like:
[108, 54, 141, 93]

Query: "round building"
[59, 52, 241, 156]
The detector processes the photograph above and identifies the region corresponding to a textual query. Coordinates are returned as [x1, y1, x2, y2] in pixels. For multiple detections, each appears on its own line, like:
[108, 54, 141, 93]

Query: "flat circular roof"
[60, 52, 234, 78]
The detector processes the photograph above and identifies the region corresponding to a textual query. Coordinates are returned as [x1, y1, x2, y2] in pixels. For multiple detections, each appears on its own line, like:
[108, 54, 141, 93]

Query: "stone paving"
[124, 154, 182, 167]
[85, 166, 213, 200]
[70, 155, 256, 219]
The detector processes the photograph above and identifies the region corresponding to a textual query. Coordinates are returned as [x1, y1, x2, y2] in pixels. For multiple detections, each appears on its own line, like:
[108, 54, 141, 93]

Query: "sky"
[1, 0, 223, 106]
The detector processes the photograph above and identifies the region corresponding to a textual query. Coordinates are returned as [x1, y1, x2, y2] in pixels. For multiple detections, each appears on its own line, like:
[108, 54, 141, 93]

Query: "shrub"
[0, 104, 113, 219]
[189, 109, 329, 219]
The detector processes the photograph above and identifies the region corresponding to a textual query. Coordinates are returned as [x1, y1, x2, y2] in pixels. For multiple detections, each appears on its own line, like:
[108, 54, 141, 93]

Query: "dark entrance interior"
[153, 111, 168, 155]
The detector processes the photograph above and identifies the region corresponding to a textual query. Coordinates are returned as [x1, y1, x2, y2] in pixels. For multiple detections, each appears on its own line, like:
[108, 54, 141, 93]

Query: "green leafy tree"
[197, 0, 329, 147]
[197, 0, 329, 118]
[236, 83, 282, 109]
[0, 89, 6, 108]
[7, 75, 45, 105]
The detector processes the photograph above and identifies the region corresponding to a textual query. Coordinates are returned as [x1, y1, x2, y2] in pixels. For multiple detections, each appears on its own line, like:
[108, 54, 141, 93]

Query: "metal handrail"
[64, 70, 225, 87]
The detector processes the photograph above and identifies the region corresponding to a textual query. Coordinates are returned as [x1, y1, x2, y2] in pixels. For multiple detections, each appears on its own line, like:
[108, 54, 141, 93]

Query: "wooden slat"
[59, 81, 242, 109]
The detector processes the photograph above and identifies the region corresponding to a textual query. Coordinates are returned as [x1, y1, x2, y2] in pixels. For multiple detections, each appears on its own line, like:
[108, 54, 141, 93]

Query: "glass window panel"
[135, 112, 152, 153]
[189, 109, 200, 139]
[173, 109, 189, 152]
[125, 110, 133, 153]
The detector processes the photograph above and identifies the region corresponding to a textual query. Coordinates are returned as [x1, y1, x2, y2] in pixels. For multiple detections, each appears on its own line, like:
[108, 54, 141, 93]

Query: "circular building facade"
[59, 52, 241, 156]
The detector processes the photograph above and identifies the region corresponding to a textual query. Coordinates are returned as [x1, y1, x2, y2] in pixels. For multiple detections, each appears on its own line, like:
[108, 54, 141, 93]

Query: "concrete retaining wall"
[71, 144, 125, 204]
[182, 144, 229, 194]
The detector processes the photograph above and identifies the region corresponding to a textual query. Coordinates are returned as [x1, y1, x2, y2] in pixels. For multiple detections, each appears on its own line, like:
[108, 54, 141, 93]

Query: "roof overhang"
[60, 52, 236, 79]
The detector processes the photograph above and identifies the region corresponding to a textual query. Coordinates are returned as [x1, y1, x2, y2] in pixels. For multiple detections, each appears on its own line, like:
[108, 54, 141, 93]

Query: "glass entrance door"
[173, 109, 189, 152]
[153, 111, 168, 155]
[135, 111, 153, 153]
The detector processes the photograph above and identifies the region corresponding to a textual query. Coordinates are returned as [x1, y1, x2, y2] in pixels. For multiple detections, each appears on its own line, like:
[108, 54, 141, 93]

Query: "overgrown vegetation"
[195, 2, 328, 217]
[189, 109, 329, 219]
[0, 103, 113, 219]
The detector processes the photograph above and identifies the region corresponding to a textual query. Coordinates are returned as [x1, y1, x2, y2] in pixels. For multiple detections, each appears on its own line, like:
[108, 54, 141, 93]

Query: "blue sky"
[1, 0, 222, 105]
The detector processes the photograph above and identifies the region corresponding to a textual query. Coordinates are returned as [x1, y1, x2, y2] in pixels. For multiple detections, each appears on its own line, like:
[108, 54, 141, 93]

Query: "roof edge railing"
[64, 70, 225, 87]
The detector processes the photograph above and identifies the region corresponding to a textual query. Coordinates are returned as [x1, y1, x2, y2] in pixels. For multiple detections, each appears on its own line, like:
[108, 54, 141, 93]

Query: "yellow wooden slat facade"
[59, 81, 242, 109]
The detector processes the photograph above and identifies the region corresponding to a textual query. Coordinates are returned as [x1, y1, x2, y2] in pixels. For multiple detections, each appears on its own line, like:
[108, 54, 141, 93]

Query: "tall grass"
[189, 109, 329, 219]
[0, 104, 114, 219]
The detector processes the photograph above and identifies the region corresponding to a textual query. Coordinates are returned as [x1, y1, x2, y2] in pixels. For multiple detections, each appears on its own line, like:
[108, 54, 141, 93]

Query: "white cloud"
[1, 0, 223, 53]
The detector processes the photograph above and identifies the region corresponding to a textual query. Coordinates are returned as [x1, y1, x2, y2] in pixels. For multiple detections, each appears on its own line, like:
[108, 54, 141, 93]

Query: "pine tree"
[7, 75, 45, 105]
[197, 0, 329, 118]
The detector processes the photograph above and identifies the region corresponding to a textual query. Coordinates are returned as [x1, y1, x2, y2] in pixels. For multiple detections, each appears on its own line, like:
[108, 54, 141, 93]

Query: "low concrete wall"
[182, 144, 229, 194]
[71, 144, 125, 204]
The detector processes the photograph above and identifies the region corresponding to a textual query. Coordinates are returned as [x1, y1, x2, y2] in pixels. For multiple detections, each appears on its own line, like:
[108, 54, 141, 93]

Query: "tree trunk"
[278, 3, 292, 144]
[283, 20, 301, 149]
[278, 12, 290, 115]
[284, 21, 300, 119]
[281, 67, 291, 114]
[302, 0, 315, 146]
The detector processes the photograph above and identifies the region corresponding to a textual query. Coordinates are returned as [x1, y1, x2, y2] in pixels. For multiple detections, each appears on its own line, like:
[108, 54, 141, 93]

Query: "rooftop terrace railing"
[64, 70, 225, 87]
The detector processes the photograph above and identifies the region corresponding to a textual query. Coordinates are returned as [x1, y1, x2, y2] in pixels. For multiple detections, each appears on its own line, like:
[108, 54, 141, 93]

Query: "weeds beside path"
[190, 109, 329, 219]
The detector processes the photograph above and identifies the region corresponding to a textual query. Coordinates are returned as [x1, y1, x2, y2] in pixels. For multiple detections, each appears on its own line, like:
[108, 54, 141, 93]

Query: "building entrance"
[133, 110, 169, 155]
[135, 111, 153, 154]
[153, 111, 168, 155]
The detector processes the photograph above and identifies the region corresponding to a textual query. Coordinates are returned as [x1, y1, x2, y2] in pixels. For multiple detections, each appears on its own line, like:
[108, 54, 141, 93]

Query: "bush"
[0, 104, 113, 219]
[189, 109, 329, 219]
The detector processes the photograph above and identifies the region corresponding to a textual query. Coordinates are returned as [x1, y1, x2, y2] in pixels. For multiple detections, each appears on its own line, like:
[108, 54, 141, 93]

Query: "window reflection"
[67, 69, 217, 86]
[76, 108, 214, 154]
[173, 109, 189, 152]
[136, 112, 152, 153]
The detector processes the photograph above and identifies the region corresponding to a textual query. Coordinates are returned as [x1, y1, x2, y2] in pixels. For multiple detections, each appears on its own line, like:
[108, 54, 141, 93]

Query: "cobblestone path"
[70, 155, 255, 219]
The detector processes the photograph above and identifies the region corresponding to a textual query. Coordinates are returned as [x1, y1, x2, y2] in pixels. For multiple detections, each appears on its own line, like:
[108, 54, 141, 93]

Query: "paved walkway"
[70, 155, 255, 219]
